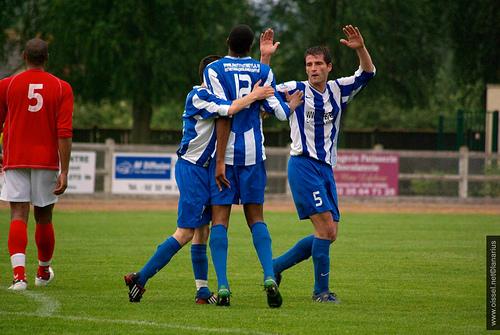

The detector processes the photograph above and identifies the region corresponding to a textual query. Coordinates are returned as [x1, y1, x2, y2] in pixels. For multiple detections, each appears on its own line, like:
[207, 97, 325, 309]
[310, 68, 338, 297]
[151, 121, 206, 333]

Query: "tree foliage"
[1, 0, 498, 140]
[1, 0, 257, 142]
[256, 0, 499, 129]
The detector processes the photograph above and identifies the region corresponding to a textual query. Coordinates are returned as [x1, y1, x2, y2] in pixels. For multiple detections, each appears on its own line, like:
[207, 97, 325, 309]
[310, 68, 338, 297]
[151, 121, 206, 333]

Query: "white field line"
[21, 290, 61, 316]
[0, 310, 279, 335]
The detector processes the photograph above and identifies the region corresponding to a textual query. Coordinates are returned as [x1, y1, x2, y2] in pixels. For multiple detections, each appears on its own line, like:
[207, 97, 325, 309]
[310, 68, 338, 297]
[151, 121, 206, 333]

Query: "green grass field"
[0, 209, 498, 334]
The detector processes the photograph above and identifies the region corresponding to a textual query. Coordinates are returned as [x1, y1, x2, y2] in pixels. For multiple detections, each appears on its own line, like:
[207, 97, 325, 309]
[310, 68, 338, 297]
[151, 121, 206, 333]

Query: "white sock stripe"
[39, 260, 51, 266]
[11, 253, 26, 268]
[195, 280, 208, 290]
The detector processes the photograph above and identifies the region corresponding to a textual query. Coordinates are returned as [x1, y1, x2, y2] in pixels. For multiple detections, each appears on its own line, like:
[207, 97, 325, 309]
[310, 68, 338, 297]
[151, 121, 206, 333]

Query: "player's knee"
[34, 204, 54, 223]
[173, 228, 195, 245]
[193, 225, 209, 244]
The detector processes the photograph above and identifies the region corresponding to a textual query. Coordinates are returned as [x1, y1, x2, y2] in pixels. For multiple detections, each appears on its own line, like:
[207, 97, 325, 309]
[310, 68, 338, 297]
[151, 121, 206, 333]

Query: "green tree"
[255, 0, 499, 130]
[2, 0, 257, 142]
[43, 0, 257, 143]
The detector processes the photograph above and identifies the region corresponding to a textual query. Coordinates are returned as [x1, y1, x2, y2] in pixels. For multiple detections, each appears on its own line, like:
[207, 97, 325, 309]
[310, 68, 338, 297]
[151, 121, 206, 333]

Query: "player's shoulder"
[188, 86, 212, 101]
[327, 79, 341, 89]
[0, 75, 13, 89]
[277, 80, 305, 92]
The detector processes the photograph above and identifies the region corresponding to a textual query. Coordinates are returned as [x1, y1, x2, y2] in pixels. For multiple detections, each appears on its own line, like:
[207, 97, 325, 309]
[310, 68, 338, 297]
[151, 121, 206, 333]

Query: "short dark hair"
[304, 46, 332, 65]
[24, 38, 48, 66]
[199, 55, 221, 83]
[227, 24, 254, 55]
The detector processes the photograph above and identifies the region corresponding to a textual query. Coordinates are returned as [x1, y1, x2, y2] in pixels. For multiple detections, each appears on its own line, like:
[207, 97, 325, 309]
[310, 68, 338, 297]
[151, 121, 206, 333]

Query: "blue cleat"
[312, 291, 340, 304]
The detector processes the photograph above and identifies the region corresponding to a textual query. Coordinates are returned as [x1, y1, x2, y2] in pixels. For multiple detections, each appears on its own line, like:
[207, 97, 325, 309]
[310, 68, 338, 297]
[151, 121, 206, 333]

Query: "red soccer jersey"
[0, 68, 73, 171]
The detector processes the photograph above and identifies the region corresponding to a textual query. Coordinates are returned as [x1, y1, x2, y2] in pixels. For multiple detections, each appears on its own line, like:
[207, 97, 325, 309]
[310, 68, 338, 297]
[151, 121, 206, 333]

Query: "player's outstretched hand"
[260, 28, 280, 57]
[339, 25, 365, 50]
[285, 90, 304, 112]
[215, 161, 230, 192]
[251, 79, 275, 100]
[54, 172, 68, 195]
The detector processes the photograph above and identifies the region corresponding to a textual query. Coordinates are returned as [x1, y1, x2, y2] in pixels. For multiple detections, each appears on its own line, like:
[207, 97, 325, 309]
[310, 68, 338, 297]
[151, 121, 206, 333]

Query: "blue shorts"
[175, 158, 211, 228]
[210, 160, 266, 205]
[287, 155, 340, 221]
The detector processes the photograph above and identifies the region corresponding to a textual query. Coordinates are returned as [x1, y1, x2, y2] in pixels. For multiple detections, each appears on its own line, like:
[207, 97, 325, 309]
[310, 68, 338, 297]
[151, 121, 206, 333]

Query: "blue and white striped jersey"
[176, 86, 232, 167]
[277, 66, 376, 167]
[204, 56, 290, 166]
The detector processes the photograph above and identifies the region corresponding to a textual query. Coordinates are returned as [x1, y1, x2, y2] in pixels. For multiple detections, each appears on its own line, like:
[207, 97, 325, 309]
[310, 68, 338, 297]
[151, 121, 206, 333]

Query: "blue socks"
[312, 237, 331, 294]
[273, 234, 314, 274]
[138, 236, 181, 286]
[250, 222, 274, 281]
[191, 243, 209, 291]
[209, 225, 229, 289]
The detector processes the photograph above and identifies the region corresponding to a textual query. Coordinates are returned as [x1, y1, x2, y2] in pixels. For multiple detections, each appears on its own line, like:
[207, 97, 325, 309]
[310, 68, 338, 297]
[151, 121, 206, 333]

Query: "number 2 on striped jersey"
[234, 74, 251, 98]
[28, 83, 44, 112]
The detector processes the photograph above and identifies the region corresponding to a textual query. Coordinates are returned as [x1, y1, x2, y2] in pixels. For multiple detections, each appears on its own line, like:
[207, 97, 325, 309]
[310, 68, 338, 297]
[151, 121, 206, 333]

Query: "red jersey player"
[0, 38, 73, 290]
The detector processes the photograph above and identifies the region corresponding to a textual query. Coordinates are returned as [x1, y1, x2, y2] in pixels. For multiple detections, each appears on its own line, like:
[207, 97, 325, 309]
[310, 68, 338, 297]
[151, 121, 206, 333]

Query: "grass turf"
[0, 210, 498, 334]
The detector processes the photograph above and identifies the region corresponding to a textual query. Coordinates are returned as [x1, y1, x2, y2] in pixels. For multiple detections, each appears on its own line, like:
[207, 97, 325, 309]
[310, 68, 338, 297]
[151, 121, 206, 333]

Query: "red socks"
[8, 220, 28, 281]
[35, 222, 55, 278]
[7, 221, 56, 281]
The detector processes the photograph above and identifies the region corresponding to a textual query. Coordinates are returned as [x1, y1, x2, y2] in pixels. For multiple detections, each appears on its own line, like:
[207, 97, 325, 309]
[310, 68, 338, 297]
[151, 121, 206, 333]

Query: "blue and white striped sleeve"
[192, 89, 231, 119]
[260, 69, 291, 121]
[335, 66, 376, 105]
[203, 65, 228, 100]
[276, 81, 298, 101]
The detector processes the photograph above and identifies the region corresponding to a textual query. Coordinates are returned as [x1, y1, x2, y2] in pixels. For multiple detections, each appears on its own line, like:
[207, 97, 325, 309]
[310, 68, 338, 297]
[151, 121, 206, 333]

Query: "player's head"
[23, 38, 49, 67]
[199, 55, 222, 83]
[304, 46, 333, 87]
[227, 24, 254, 56]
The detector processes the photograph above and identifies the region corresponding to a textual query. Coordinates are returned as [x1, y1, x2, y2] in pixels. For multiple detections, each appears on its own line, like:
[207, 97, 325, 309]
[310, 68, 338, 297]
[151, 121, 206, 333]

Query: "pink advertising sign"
[335, 151, 399, 196]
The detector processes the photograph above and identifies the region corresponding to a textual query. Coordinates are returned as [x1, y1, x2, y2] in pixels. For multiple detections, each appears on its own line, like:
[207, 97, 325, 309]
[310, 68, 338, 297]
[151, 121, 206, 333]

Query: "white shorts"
[0, 169, 58, 207]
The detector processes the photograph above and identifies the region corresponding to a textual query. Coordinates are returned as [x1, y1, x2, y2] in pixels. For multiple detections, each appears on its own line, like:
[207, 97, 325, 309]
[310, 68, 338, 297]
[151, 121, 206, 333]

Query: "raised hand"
[260, 28, 280, 58]
[339, 25, 365, 50]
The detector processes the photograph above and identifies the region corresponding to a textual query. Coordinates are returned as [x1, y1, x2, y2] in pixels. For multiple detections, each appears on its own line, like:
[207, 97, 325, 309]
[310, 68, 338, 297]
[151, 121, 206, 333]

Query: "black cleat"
[275, 272, 282, 287]
[264, 278, 282, 308]
[195, 289, 218, 304]
[124, 272, 145, 302]
[216, 286, 231, 306]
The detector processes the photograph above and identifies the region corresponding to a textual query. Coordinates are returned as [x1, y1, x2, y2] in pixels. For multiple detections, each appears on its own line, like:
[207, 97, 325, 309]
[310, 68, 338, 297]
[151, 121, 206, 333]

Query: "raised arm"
[339, 25, 374, 73]
[260, 28, 279, 65]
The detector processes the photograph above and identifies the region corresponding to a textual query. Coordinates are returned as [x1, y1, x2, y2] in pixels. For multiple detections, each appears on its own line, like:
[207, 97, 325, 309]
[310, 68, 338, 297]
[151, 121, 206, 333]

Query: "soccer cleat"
[35, 266, 55, 287]
[216, 286, 231, 306]
[195, 289, 218, 305]
[312, 291, 340, 303]
[8, 279, 27, 291]
[264, 278, 282, 308]
[275, 272, 282, 287]
[124, 272, 146, 302]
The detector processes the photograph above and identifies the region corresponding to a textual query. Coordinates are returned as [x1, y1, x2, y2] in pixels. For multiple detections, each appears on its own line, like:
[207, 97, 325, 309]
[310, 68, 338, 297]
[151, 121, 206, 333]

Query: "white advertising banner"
[67, 151, 96, 194]
[112, 152, 178, 194]
[0, 151, 96, 195]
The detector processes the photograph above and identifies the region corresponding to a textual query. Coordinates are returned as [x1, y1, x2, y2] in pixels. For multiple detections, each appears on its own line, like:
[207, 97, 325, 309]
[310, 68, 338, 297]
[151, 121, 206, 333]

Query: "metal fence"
[74, 140, 500, 199]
